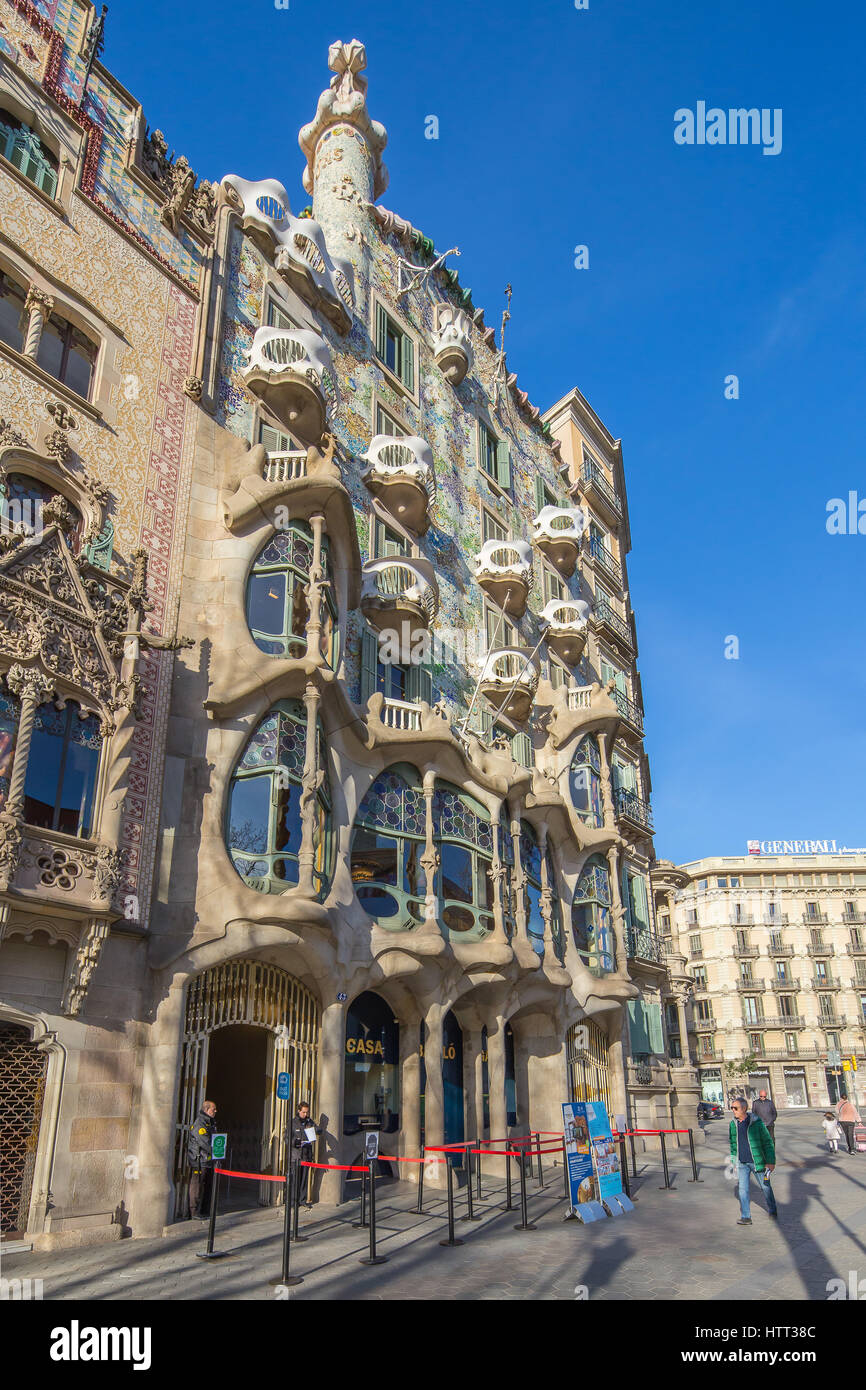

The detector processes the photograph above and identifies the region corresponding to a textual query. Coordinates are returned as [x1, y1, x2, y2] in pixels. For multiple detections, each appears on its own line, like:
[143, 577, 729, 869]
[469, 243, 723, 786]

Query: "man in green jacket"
[730, 1096, 778, 1225]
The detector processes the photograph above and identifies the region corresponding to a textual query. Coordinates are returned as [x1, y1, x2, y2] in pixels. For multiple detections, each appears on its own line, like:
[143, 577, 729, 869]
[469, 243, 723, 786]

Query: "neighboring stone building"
[0, 8, 674, 1249]
[653, 850, 866, 1112]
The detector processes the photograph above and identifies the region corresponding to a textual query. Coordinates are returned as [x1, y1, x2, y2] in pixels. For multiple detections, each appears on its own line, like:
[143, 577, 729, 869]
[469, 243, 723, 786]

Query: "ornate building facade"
[654, 852, 866, 1112]
[0, 6, 681, 1249]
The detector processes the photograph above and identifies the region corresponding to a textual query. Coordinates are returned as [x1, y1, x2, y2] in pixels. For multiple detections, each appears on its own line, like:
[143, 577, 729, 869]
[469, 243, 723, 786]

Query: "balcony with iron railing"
[846, 939, 866, 955]
[541, 597, 590, 666]
[360, 556, 439, 643]
[842, 909, 866, 924]
[807, 942, 834, 957]
[729, 913, 755, 926]
[626, 927, 666, 966]
[693, 1017, 717, 1032]
[763, 913, 789, 926]
[241, 325, 331, 443]
[737, 978, 767, 992]
[803, 911, 829, 925]
[767, 1014, 807, 1029]
[532, 505, 586, 577]
[769, 977, 797, 991]
[592, 596, 634, 650]
[587, 534, 622, 586]
[767, 942, 794, 957]
[580, 458, 622, 521]
[614, 786, 654, 834]
[361, 435, 435, 534]
[733, 945, 759, 959]
[610, 686, 645, 736]
[474, 539, 534, 617]
[818, 1013, 847, 1029]
[813, 976, 842, 990]
[478, 647, 539, 724]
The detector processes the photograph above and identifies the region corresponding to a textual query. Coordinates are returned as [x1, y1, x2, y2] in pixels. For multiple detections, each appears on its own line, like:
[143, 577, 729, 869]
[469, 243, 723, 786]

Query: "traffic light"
[852, 1055, 858, 1072]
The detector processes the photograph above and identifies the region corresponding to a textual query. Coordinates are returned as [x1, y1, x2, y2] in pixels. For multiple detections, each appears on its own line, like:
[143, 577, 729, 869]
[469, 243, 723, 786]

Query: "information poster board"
[562, 1100, 624, 1211]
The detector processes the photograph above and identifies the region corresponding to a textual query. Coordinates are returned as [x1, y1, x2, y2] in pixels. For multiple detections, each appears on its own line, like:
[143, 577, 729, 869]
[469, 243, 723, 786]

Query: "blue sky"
[101, 0, 866, 862]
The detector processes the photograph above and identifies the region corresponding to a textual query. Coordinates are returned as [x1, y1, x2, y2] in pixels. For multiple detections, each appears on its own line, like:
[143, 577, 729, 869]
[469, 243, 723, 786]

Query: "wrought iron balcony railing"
[610, 686, 645, 736]
[581, 459, 623, 518]
[614, 787, 654, 833]
[593, 596, 633, 649]
[588, 534, 622, 585]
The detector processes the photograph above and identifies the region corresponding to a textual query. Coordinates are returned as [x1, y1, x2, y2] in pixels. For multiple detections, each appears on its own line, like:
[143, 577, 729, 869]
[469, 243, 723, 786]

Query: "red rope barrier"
[213, 1168, 285, 1182]
[299, 1160, 370, 1172]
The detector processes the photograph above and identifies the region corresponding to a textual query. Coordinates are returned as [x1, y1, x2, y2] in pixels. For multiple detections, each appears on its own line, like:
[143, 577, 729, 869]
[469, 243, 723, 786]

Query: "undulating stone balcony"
[532, 505, 586, 577]
[541, 597, 590, 666]
[474, 539, 533, 617]
[16, 828, 118, 913]
[360, 556, 439, 644]
[241, 326, 331, 444]
[478, 646, 539, 723]
[361, 435, 435, 534]
[432, 305, 473, 385]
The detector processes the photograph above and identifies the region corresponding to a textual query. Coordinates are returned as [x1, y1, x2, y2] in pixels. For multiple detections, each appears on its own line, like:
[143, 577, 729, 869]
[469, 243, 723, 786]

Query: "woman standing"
[836, 1096, 862, 1155]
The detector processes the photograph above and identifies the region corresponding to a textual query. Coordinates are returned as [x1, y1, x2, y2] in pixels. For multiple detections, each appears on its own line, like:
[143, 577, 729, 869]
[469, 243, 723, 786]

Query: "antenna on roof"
[491, 283, 513, 411]
[396, 246, 460, 300]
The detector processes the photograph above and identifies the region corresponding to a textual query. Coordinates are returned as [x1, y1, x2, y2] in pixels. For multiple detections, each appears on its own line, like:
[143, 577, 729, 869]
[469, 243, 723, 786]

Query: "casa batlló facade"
[0, 3, 691, 1249]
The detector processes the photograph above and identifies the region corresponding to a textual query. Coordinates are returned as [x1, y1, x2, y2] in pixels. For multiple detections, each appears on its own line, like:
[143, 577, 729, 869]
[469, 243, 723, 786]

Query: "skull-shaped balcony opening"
[474, 539, 533, 618]
[241, 326, 330, 445]
[361, 435, 435, 534]
[532, 506, 586, 578]
[432, 305, 473, 386]
[360, 557, 439, 655]
[478, 647, 539, 724]
[541, 597, 590, 666]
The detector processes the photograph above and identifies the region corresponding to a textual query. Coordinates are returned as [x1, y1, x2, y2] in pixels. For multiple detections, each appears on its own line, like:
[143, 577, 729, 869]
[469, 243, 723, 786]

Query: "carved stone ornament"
[0, 418, 28, 449]
[183, 375, 203, 402]
[298, 39, 389, 198]
[62, 917, 111, 1017]
[160, 155, 195, 234]
[0, 814, 24, 891]
[141, 127, 170, 186]
[188, 180, 217, 236]
[5, 662, 54, 704]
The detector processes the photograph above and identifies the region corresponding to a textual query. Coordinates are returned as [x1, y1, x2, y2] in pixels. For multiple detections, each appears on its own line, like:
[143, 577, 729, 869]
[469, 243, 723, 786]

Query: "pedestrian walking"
[729, 1096, 778, 1225]
[836, 1096, 862, 1155]
[188, 1099, 217, 1219]
[822, 1112, 843, 1153]
[751, 1089, 777, 1142]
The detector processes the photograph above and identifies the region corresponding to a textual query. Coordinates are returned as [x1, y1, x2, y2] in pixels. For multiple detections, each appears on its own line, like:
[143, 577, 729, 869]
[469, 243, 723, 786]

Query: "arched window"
[0, 109, 59, 198]
[520, 821, 545, 956]
[572, 853, 615, 975]
[0, 269, 27, 353]
[1, 473, 84, 550]
[350, 763, 425, 928]
[36, 310, 97, 401]
[226, 699, 332, 897]
[570, 734, 603, 828]
[343, 991, 400, 1135]
[24, 701, 102, 838]
[246, 522, 338, 666]
[433, 783, 494, 940]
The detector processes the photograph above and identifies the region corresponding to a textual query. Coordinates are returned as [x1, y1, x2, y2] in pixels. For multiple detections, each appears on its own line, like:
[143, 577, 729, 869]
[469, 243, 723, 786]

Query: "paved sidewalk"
[3, 1114, 865, 1300]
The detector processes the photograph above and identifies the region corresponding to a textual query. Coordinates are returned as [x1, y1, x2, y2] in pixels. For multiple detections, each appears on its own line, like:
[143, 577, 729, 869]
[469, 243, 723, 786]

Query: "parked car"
[697, 1101, 724, 1120]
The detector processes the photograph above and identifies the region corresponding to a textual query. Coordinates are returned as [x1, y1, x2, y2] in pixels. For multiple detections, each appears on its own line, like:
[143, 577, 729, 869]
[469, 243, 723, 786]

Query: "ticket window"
[343, 991, 400, 1135]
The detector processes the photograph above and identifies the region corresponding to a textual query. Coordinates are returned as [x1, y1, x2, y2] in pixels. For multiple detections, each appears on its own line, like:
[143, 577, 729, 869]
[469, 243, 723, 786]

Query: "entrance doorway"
[826, 1068, 848, 1105]
[0, 1023, 47, 1238]
[443, 1011, 464, 1147]
[206, 1026, 269, 1209]
[174, 960, 320, 1218]
[784, 1070, 808, 1108]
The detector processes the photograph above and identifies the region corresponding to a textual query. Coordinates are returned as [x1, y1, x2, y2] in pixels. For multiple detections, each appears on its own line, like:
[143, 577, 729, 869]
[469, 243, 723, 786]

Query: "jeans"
[737, 1160, 777, 1218]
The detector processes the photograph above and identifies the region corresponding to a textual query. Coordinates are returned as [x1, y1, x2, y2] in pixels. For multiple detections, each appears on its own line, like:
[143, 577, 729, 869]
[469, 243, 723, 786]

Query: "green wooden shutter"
[402, 333, 415, 393]
[375, 303, 388, 362]
[626, 1000, 650, 1055]
[511, 731, 533, 768]
[496, 440, 511, 491]
[406, 662, 433, 705]
[535, 475, 546, 512]
[360, 627, 378, 704]
[647, 1003, 665, 1055]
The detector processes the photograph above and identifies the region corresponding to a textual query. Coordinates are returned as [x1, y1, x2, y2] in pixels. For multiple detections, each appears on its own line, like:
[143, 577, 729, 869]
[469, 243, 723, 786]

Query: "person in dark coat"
[751, 1090, 778, 1141]
[188, 1100, 217, 1219]
[289, 1101, 322, 1208]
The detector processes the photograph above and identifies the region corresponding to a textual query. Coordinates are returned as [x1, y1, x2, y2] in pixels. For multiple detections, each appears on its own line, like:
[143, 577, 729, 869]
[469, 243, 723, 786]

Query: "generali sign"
[747, 839, 866, 856]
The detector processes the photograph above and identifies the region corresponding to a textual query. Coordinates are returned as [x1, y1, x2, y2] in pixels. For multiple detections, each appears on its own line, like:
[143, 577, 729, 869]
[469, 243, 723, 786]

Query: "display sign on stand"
[562, 1100, 629, 1220]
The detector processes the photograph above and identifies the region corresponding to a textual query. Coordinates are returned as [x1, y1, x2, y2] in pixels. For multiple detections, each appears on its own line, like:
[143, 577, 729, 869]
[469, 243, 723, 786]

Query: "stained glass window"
[520, 821, 545, 957]
[351, 763, 426, 928]
[24, 702, 102, 838]
[246, 521, 337, 665]
[434, 783, 494, 940]
[572, 853, 615, 975]
[570, 734, 603, 828]
[227, 700, 332, 897]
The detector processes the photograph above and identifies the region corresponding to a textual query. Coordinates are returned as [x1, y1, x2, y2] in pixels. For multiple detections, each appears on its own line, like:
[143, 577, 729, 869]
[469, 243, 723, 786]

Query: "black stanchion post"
[505, 1149, 513, 1212]
[476, 1143, 482, 1203]
[268, 1156, 303, 1286]
[461, 1143, 480, 1222]
[514, 1145, 537, 1231]
[629, 1130, 638, 1178]
[196, 1166, 228, 1260]
[687, 1128, 703, 1183]
[359, 1159, 387, 1265]
[352, 1167, 368, 1228]
[562, 1139, 570, 1200]
[439, 1156, 464, 1247]
[293, 1157, 309, 1241]
[535, 1132, 543, 1187]
[415, 1151, 425, 1215]
[619, 1136, 631, 1199]
[659, 1131, 672, 1191]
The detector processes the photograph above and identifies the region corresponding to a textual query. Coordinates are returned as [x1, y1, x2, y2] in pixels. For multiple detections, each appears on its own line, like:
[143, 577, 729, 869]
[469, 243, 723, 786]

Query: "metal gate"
[173, 961, 320, 1216]
[0, 1023, 47, 1237]
[567, 1019, 612, 1113]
